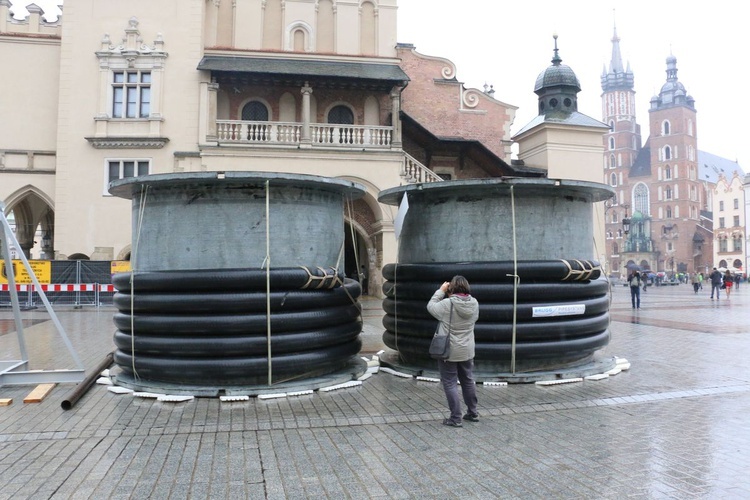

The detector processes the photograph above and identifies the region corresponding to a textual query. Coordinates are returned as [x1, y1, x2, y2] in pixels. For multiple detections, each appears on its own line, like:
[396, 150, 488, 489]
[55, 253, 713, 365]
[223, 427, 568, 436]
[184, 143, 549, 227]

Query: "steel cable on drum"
[508, 185, 519, 374]
[129, 184, 149, 382]
[265, 180, 272, 386]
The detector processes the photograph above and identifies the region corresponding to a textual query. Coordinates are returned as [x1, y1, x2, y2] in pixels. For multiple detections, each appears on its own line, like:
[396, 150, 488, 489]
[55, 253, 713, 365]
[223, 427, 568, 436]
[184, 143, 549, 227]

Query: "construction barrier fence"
[0, 260, 121, 308]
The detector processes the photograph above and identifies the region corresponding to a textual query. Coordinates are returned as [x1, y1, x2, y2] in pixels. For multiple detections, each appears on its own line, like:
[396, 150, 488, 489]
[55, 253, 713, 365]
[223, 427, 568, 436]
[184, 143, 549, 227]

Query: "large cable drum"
[108, 172, 367, 394]
[377, 178, 616, 378]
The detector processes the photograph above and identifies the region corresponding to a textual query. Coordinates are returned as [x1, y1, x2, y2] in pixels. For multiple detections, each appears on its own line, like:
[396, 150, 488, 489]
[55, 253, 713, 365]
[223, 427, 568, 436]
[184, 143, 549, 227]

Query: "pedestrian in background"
[628, 270, 641, 309]
[723, 270, 734, 299]
[358, 265, 368, 295]
[427, 275, 480, 428]
[691, 271, 701, 294]
[709, 267, 722, 300]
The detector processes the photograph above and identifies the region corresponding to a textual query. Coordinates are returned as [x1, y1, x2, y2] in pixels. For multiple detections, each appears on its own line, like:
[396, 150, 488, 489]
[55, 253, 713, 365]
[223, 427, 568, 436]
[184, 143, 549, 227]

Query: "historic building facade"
[713, 171, 745, 271]
[1, 0, 533, 295]
[601, 27, 743, 277]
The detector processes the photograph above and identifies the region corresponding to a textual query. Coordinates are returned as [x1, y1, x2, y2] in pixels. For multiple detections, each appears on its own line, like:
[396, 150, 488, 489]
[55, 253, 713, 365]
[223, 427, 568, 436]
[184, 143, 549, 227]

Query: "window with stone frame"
[112, 71, 151, 118]
[105, 159, 151, 194]
[88, 17, 168, 149]
[719, 238, 728, 253]
[734, 237, 743, 252]
[719, 217, 725, 228]
[734, 215, 740, 228]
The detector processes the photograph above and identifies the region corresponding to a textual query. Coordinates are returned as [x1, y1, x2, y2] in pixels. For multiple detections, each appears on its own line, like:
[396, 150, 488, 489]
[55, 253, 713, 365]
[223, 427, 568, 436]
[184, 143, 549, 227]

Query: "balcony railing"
[402, 152, 444, 183]
[216, 120, 393, 148]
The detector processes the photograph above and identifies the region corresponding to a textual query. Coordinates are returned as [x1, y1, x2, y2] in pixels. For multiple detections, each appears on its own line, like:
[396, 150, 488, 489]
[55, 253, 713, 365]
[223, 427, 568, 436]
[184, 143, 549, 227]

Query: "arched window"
[610, 173, 617, 187]
[242, 101, 269, 121]
[664, 146, 671, 160]
[688, 119, 694, 136]
[665, 187, 672, 200]
[327, 105, 354, 124]
[663, 120, 671, 135]
[609, 137, 615, 150]
[613, 242, 619, 254]
[665, 165, 672, 179]
[666, 206, 672, 218]
[609, 154, 616, 169]
[633, 183, 650, 216]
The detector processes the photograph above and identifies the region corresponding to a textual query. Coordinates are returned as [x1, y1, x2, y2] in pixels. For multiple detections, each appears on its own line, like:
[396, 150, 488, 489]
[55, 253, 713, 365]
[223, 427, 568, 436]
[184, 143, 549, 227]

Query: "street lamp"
[622, 210, 631, 235]
[619, 203, 631, 236]
[41, 230, 52, 259]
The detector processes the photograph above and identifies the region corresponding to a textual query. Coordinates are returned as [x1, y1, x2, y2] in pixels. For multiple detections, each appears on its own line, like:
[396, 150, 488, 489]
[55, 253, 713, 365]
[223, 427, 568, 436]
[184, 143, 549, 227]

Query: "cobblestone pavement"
[1, 282, 749, 499]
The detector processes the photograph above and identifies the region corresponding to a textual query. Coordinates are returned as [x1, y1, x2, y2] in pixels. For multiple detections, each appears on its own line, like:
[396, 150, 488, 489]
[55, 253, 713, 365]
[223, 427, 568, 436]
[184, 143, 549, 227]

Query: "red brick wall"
[398, 46, 513, 161]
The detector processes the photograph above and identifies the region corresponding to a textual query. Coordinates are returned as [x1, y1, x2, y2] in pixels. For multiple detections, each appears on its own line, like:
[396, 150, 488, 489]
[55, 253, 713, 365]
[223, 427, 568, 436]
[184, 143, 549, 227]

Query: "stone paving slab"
[1, 284, 749, 498]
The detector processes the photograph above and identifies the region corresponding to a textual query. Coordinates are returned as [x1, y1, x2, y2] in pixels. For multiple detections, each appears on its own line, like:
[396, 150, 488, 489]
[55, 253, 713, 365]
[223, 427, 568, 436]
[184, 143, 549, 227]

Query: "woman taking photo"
[427, 275, 480, 427]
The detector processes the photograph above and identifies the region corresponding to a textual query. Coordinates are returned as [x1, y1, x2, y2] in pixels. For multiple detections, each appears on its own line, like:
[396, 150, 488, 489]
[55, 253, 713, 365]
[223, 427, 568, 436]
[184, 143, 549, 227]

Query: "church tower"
[600, 25, 642, 276]
[647, 54, 708, 274]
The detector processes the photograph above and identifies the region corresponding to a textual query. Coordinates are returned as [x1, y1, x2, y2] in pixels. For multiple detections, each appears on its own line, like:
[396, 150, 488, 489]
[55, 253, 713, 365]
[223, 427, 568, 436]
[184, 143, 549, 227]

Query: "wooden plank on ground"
[23, 383, 56, 403]
[0, 398, 12, 406]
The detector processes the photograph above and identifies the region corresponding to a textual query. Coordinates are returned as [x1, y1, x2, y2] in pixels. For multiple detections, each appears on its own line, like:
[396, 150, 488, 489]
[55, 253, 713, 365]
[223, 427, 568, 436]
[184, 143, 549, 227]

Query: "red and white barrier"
[0, 284, 115, 292]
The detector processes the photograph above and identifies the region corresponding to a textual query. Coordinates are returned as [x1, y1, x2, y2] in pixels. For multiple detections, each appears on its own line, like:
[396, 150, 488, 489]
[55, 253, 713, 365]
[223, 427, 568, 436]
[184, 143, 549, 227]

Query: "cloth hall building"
[1, 0, 545, 295]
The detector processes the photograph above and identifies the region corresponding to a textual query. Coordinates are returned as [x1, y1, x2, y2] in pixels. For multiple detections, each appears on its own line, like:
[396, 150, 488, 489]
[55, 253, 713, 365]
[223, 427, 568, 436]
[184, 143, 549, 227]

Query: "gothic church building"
[601, 27, 743, 278]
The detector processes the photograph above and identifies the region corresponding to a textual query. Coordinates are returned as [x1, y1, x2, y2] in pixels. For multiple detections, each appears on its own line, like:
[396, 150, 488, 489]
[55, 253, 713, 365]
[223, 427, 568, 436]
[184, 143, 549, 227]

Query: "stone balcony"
[215, 120, 394, 149]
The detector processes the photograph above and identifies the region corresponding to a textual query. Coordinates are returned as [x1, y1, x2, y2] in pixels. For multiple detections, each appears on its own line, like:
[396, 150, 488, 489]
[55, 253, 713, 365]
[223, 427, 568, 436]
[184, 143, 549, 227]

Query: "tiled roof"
[697, 150, 744, 184]
[197, 56, 409, 83]
[513, 111, 608, 137]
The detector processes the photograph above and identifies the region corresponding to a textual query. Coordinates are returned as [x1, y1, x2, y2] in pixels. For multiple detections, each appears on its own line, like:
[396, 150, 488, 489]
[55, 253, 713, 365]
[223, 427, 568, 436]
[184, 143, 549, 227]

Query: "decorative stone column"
[390, 87, 402, 147]
[300, 83, 313, 147]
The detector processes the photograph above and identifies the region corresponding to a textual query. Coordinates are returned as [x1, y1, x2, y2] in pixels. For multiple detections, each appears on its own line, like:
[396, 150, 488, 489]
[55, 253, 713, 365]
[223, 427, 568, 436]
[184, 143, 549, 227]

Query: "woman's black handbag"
[429, 303, 453, 360]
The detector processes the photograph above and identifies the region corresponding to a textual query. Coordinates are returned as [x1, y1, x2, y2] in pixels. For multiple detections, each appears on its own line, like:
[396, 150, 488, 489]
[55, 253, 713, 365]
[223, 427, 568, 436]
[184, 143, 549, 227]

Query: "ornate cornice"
[85, 137, 169, 149]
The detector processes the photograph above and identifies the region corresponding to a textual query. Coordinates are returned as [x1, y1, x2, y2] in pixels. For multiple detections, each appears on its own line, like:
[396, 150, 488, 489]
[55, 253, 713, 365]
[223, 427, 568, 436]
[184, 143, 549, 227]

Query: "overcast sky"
[397, 1, 748, 171]
[11, 1, 748, 171]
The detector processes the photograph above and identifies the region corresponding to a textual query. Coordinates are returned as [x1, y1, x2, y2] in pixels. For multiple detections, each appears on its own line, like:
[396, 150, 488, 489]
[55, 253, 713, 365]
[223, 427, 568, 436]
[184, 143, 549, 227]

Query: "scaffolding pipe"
[61, 352, 114, 411]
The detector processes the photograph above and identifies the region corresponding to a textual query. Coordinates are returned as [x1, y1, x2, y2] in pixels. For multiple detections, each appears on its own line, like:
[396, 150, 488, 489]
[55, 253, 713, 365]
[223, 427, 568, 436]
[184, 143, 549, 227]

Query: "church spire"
[601, 20, 634, 92]
[609, 22, 625, 74]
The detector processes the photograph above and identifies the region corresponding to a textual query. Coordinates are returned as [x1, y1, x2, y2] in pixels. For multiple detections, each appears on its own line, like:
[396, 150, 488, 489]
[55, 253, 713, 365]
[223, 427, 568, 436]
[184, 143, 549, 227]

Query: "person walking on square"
[427, 275, 480, 428]
[628, 270, 641, 308]
[709, 267, 722, 300]
[723, 270, 734, 299]
[691, 271, 701, 294]
[734, 273, 740, 290]
[358, 264, 368, 295]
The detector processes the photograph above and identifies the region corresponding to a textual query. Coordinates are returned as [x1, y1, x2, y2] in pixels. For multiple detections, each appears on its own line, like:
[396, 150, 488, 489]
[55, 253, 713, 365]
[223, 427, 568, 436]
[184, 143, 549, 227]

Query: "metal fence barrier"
[0, 260, 117, 308]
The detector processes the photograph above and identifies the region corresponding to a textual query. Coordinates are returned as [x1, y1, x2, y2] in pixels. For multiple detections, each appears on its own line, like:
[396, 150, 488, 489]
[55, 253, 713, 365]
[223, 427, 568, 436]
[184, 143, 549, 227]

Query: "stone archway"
[344, 220, 372, 294]
[5, 187, 55, 259]
[343, 196, 379, 296]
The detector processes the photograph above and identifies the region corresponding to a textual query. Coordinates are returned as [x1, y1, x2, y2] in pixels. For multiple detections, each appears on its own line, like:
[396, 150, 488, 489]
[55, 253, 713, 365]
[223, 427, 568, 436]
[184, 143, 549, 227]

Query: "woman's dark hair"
[449, 275, 470, 294]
